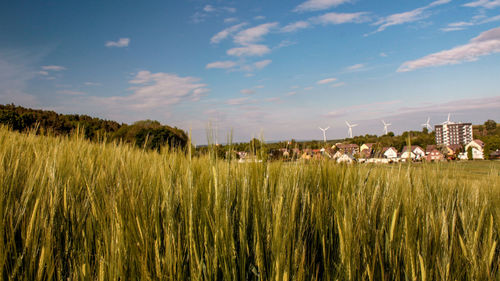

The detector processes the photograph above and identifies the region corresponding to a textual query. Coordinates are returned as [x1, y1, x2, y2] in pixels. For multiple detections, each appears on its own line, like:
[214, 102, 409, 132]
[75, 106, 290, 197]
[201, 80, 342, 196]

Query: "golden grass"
[0, 126, 499, 280]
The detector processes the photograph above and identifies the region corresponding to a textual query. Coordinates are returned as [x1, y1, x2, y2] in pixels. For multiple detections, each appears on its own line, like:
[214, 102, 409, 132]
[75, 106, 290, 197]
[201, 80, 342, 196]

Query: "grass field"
[1, 126, 499, 280]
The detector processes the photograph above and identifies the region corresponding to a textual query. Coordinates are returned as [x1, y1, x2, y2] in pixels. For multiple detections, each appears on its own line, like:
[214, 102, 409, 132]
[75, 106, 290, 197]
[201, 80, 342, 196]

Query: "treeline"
[0, 104, 188, 150]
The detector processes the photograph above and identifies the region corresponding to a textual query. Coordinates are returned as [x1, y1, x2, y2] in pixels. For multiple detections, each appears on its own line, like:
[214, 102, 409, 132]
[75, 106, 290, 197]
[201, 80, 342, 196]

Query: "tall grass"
[0, 126, 499, 280]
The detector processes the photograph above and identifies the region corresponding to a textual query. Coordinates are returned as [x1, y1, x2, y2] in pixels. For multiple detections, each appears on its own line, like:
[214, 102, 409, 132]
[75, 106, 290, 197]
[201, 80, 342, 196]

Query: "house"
[402, 146, 425, 160]
[382, 147, 398, 159]
[426, 149, 444, 161]
[465, 140, 485, 160]
[332, 151, 344, 160]
[360, 143, 375, 152]
[446, 144, 463, 157]
[334, 143, 360, 155]
[337, 153, 355, 164]
[425, 145, 436, 155]
[360, 149, 372, 159]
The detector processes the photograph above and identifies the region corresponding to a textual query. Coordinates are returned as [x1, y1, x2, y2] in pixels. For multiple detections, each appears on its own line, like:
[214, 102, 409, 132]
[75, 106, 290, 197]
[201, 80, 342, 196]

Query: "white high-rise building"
[435, 122, 473, 146]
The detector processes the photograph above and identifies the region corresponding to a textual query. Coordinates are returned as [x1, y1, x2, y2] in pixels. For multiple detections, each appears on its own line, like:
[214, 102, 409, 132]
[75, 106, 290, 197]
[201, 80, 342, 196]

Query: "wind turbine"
[319, 127, 330, 143]
[382, 120, 392, 135]
[421, 117, 432, 130]
[442, 113, 452, 125]
[345, 121, 358, 138]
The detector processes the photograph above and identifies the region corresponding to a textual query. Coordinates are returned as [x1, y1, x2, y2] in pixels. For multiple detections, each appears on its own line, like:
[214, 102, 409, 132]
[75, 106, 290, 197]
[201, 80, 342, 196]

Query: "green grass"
[1, 126, 499, 280]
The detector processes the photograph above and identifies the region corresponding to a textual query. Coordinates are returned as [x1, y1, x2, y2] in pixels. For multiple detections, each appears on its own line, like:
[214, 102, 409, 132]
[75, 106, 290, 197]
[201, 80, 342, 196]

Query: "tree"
[467, 147, 473, 160]
[485, 120, 497, 133]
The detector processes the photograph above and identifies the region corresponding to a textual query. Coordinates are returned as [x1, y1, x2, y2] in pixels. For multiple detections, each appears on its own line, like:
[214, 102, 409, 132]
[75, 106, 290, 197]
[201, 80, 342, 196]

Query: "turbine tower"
[345, 121, 358, 138]
[421, 117, 432, 130]
[382, 120, 392, 135]
[319, 127, 330, 143]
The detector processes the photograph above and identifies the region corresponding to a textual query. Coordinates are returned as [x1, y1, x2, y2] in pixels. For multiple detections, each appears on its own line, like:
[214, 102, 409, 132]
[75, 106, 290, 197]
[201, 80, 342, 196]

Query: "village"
[234, 118, 500, 163]
[236, 138, 500, 164]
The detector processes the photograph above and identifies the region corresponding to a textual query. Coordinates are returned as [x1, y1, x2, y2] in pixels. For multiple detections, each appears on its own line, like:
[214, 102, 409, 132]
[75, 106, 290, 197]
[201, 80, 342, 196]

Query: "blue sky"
[1, 0, 500, 144]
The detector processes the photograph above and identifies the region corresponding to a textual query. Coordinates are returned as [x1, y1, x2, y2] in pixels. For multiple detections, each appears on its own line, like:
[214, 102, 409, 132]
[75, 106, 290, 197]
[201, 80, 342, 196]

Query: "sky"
[1, 0, 500, 144]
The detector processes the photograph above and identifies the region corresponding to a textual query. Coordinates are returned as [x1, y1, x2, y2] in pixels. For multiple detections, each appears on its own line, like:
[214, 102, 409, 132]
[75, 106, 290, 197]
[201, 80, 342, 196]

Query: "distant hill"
[0, 104, 188, 150]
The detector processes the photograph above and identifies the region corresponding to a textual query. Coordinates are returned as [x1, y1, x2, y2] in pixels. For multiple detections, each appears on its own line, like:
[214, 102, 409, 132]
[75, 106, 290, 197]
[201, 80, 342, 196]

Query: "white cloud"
[464, 0, 500, 9]
[57, 90, 86, 96]
[105, 38, 130, 48]
[346, 63, 365, 70]
[224, 17, 238, 23]
[233, 22, 278, 45]
[313, 12, 370, 25]
[223, 7, 236, 13]
[38, 70, 48, 75]
[441, 27, 466, 32]
[210, 23, 248, 44]
[206, 60, 237, 69]
[245, 73, 255, 77]
[317, 77, 337, 84]
[294, 0, 352, 12]
[203, 5, 215, 12]
[254, 59, 272, 69]
[398, 26, 500, 72]
[372, 0, 450, 33]
[441, 15, 500, 32]
[227, 44, 271, 56]
[281, 21, 311, 32]
[265, 97, 281, 103]
[254, 16, 266, 20]
[380, 52, 388, 57]
[84, 82, 101, 86]
[304, 86, 314, 90]
[286, 91, 297, 96]
[122, 71, 208, 109]
[331, 82, 345, 88]
[241, 89, 256, 95]
[226, 97, 252, 105]
[255, 85, 265, 89]
[42, 65, 66, 71]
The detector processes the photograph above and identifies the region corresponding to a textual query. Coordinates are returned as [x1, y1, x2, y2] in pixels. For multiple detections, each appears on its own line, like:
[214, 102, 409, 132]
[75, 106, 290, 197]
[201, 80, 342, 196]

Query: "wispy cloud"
[441, 15, 500, 32]
[233, 22, 278, 45]
[398, 26, 500, 72]
[107, 71, 210, 109]
[203, 5, 216, 12]
[105, 38, 130, 48]
[227, 44, 271, 57]
[206, 60, 237, 69]
[38, 70, 49, 75]
[226, 97, 253, 105]
[464, 0, 500, 9]
[313, 12, 370, 25]
[281, 21, 311, 32]
[192, 5, 236, 23]
[346, 63, 365, 70]
[331, 82, 345, 88]
[254, 59, 272, 69]
[254, 16, 266, 20]
[57, 90, 86, 96]
[371, 0, 451, 33]
[0, 50, 39, 106]
[84, 82, 101, 86]
[224, 17, 238, 23]
[240, 89, 256, 95]
[211, 23, 248, 44]
[317, 77, 337, 84]
[294, 0, 352, 12]
[42, 65, 66, 71]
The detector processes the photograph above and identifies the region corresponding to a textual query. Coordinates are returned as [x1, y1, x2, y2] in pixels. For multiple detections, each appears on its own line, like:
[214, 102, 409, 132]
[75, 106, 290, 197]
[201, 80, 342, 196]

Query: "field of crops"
[1, 126, 499, 280]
